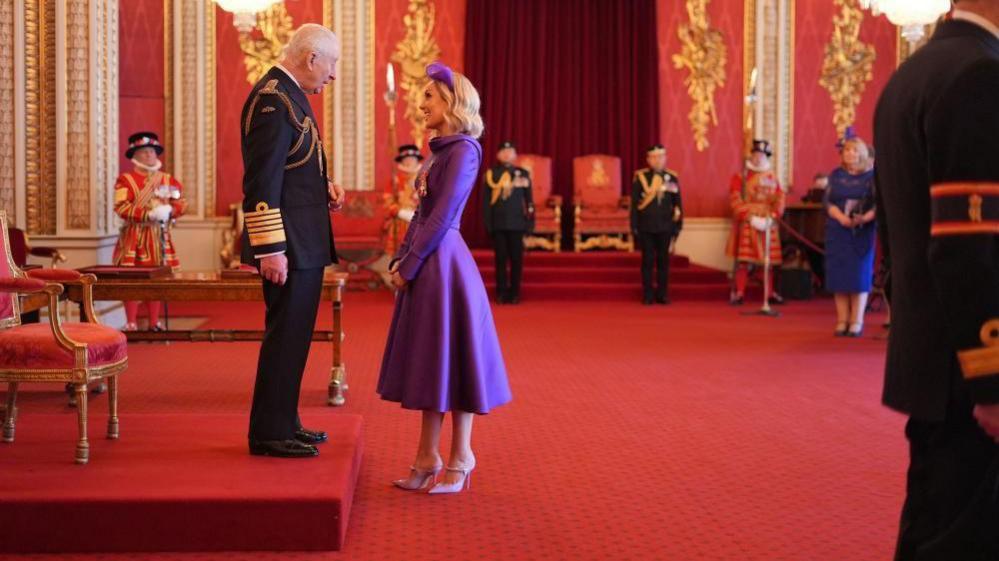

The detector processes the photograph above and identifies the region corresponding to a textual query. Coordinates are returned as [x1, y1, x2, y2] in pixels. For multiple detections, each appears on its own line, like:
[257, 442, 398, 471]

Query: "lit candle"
[386, 63, 395, 94]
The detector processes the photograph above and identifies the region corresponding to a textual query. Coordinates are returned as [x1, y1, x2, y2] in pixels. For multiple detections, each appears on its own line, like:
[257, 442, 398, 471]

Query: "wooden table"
[61, 270, 350, 406]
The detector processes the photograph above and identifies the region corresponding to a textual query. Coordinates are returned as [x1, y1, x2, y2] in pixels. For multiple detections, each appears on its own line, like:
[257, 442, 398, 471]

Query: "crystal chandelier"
[214, 0, 282, 33]
[859, 0, 950, 45]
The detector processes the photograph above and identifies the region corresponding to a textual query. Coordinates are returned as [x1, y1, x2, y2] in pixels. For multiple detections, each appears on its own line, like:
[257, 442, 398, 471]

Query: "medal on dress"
[417, 158, 434, 198]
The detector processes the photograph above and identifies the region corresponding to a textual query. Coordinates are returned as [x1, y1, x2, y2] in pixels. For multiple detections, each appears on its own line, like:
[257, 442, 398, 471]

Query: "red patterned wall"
[792, 3, 897, 192]
[215, 1, 327, 216]
[118, 0, 165, 174]
[374, 0, 466, 193]
[657, 0, 746, 218]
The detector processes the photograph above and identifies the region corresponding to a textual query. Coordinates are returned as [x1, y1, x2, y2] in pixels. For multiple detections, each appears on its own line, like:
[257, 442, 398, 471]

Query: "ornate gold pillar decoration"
[819, 0, 875, 137]
[64, 0, 91, 230]
[0, 0, 14, 220]
[391, 0, 440, 152]
[177, 0, 200, 216]
[163, 0, 174, 173]
[238, 3, 292, 85]
[24, 0, 56, 235]
[745, 0, 793, 185]
[329, 0, 375, 189]
[204, 0, 216, 217]
[672, 0, 728, 152]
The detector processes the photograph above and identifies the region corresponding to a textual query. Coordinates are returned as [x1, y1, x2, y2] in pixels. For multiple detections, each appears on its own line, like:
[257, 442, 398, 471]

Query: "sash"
[637, 172, 664, 211]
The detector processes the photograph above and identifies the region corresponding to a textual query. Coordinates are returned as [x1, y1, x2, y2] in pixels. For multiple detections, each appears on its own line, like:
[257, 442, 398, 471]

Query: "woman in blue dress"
[824, 136, 876, 337]
[378, 62, 512, 494]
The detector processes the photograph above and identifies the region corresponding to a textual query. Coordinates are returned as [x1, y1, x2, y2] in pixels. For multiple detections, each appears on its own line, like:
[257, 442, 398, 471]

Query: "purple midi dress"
[377, 134, 512, 414]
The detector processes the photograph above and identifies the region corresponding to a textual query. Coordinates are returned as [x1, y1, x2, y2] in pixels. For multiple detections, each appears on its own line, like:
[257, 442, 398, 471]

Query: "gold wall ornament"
[819, 0, 875, 137]
[24, 0, 57, 235]
[65, 0, 91, 230]
[0, 0, 14, 220]
[672, 0, 728, 152]
[390, 0, 441, 150]
[238, 2, 293, 86]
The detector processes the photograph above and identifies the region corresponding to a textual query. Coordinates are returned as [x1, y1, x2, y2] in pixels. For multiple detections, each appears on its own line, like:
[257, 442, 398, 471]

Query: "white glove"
[750, 215, 772, 232]
[148, 203, 173, 223]
[397, 208, 415, 223]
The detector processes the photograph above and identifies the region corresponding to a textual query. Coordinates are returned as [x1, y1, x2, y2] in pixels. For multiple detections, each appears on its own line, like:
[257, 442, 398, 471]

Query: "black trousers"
[638, 231, 670, 300]
[894, 406, 999, 561]
[248, 267, 324, 441]
[492, 229, 525, 299]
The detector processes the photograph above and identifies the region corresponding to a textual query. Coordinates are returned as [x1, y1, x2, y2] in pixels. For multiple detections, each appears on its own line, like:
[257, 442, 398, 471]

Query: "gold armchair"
[517, 154, 562, 252]
[572, 154, 634, 252]
[0, 211, 127, 464]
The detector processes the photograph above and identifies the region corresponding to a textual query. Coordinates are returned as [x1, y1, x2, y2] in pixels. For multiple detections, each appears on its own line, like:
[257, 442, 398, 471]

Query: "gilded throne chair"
[572, 154, 634, 252]
[517, 154, 562, 252]
[0, 211, 127, 464]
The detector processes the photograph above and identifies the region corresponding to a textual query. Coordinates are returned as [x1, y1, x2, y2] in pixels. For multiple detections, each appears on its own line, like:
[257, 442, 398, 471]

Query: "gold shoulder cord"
[243, 79, 321, 173]
[637, 172, 660, 211]
[486, 169, 512, 205]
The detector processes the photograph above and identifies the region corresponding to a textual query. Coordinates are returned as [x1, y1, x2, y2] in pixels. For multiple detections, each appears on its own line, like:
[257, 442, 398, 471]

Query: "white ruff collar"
[745, 160, 771, 173]
[132, 158, 163, 173]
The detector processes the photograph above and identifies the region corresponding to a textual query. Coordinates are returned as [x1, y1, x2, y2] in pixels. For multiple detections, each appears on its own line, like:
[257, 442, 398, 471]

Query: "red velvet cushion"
[27, 268, 81, 281]
[0, 277, 46, 293]
[0, 323, 127, 370]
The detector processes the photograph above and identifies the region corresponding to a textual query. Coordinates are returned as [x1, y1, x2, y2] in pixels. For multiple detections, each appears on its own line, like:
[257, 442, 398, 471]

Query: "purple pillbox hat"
[426, 61, 455, 92]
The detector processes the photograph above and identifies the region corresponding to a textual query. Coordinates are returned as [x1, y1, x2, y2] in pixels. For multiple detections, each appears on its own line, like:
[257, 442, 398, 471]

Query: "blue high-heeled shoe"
[392, 464, 442, 491]
[428, 464, 475, 495]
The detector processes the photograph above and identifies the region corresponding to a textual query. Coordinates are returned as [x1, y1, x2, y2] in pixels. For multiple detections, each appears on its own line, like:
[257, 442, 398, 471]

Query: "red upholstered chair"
[517, 154, 562, 252]
[572, 155, 634, 252]
[331, 190, 393, 289]
[6, 226, 67, 269]
[0, 211, 127, 464]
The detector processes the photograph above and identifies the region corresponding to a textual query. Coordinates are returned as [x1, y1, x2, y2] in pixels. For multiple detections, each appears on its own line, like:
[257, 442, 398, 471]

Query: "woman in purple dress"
[378, 62, 511, 495]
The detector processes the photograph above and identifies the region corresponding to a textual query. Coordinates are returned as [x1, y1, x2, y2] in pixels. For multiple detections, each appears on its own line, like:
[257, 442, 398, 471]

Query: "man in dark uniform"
[631, 144, 683, 305]
[240, 24, 343, 458]
[873, 2, 999, 558]
[483, 141, 534, 304]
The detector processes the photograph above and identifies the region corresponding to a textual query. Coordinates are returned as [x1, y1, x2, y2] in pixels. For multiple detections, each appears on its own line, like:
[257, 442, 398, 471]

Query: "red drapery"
[463, 0, 661, 248]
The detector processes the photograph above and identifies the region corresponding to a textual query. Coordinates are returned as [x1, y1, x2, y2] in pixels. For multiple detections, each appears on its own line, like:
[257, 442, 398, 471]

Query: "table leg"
[327, 288, 347, 406]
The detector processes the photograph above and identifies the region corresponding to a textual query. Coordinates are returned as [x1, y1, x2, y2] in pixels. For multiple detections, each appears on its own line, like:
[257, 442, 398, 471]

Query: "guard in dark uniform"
[483, 141, 534, 304]
[873, 9, 999, 560]
[631, 144, 682, 305]
[240, 29, 341, 458]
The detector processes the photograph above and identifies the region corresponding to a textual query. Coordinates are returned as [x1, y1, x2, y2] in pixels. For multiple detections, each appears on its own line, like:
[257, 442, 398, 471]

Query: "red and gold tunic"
[726, 168, 785, 265]
[112, 170, 186, 269]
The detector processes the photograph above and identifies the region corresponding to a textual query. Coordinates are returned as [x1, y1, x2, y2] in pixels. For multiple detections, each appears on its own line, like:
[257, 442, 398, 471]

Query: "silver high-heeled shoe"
[428, 464, 475, 495]
[392, 465, 442, 491]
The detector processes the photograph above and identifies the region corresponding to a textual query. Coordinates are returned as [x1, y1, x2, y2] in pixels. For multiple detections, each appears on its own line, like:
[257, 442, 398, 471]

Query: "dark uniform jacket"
[874, 19, 999, 421]
[630, 168, 683, 234]
[239, 66, 337, 269]
[482, 164, 534, 233]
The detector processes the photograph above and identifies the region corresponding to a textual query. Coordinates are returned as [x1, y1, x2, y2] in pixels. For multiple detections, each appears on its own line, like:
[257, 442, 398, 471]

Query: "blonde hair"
[842, 137, 870, 162]
[432, 72, 484, 139]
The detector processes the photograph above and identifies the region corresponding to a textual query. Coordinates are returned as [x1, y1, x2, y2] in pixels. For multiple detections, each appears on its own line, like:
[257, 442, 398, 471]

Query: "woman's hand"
[838, 215, 854, 228]
[390, 270, 407, 290]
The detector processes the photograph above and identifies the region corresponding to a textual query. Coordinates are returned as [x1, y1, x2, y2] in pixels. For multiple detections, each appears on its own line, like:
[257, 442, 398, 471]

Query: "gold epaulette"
[666, 168, 679, 178]
[633, 168, 649, 177]
[244, 202, 286, 247]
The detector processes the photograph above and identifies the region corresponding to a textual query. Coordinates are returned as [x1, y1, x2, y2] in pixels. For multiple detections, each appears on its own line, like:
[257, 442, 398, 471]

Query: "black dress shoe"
[509, 295, 521, 305]
[295, 427, 328, 445]
[249, 439, 319, 458]
[642, 297, 654, 306]
[655, 296, 670, 305]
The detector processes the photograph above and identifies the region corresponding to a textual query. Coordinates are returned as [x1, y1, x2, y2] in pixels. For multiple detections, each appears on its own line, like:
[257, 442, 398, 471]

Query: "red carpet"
[0, 293, 905, 560]
[472, 250, 731, 301]
[0, 413, 362, 553]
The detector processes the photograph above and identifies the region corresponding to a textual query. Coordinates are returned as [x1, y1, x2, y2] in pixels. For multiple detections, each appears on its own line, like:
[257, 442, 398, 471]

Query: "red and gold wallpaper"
[792, 2, 897, 193]
[118, 0, 166, 174]
[657, 0, 746, 218]
[373, 0, 467, 193]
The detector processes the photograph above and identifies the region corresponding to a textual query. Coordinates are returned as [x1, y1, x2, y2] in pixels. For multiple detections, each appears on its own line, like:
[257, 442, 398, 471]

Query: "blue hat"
[836, 126, 858, 149]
